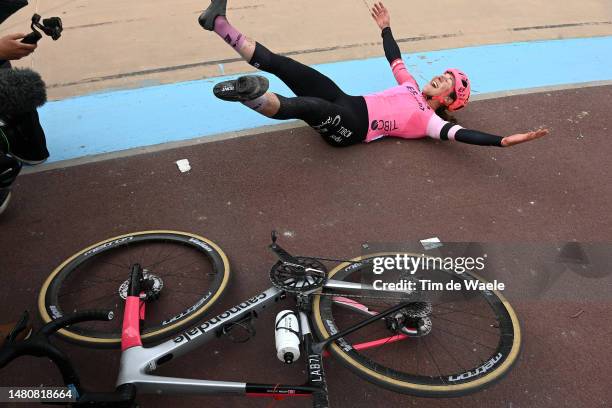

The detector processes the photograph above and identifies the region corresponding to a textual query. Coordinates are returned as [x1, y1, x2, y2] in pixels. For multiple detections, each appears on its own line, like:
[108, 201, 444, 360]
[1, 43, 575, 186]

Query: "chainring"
[270, 257, 327, 293]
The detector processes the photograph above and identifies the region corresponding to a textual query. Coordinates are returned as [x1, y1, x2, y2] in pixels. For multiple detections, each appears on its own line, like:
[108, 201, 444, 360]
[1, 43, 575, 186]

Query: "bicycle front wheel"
[38, 231, 230, 347]
[312, 252, 521, 397]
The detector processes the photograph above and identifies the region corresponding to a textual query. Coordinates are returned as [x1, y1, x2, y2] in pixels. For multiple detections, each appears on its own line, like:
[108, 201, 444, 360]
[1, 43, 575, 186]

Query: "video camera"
[20, 13, 63, 44]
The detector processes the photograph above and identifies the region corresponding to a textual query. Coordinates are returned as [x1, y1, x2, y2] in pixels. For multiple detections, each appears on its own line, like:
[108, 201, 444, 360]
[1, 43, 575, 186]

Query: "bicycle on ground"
[1, 230, 521, 407]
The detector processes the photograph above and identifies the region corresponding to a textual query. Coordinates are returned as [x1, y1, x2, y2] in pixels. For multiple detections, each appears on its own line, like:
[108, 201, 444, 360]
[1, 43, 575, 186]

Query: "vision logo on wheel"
[83, 237, 134, 256]
[448, 352, 503, 382]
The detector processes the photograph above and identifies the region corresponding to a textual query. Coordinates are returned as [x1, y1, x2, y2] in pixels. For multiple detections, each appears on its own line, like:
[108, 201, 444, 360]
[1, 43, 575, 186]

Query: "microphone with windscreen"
[0, 68, 47, 118]
[0, 68, 49, 164]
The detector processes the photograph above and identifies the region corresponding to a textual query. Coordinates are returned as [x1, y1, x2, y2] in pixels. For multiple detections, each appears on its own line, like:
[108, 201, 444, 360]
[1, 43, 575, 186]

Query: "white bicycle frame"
[115, 279, 412, 398]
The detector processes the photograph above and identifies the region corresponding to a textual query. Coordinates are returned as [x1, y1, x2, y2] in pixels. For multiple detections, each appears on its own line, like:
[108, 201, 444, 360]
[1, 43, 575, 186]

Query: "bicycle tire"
[38, 230, 230, 347]
[312, 252, 521, 397]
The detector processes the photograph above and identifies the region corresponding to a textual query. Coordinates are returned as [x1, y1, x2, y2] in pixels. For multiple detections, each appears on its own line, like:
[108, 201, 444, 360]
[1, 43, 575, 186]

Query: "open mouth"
[432, 76, 445, 89]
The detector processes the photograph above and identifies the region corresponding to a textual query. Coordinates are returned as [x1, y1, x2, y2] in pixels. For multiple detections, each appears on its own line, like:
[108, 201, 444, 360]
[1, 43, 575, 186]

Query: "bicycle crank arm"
[324, 279, 415, 296]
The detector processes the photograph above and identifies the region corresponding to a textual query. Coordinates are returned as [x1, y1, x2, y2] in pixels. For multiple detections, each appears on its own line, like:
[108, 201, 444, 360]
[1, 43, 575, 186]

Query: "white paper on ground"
[175, 159, 191, 173]
[420, 237, 443, 250]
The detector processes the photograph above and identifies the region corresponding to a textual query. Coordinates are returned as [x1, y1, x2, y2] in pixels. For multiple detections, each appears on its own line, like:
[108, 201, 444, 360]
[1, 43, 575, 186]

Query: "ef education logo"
[405, 85, 427, 111]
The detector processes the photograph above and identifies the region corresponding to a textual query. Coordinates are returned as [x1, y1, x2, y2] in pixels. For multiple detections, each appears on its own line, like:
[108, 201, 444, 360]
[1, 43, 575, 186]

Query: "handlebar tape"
[0, 335, 80, 387]
[0, 310, 112, 388]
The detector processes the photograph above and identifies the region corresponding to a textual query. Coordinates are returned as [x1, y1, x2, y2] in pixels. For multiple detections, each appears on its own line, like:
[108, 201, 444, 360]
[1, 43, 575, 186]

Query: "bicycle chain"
[310, 289, 415, 303]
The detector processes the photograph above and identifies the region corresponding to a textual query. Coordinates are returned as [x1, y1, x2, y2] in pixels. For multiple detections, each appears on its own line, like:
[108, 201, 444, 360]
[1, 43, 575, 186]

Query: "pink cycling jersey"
[363, 59, 463, 143]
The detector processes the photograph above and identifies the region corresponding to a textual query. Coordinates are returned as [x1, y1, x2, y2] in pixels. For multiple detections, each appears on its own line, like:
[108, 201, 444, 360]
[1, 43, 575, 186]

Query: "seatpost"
[299, 326, 329, 407]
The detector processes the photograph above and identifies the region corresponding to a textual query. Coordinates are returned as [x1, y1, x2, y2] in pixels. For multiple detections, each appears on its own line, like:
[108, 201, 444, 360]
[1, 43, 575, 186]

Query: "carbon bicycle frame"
[115, 281, 414, 400]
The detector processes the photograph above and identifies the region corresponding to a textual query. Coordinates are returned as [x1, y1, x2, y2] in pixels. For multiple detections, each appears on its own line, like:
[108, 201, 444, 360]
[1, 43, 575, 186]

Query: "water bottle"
[275, 310, 301, 364]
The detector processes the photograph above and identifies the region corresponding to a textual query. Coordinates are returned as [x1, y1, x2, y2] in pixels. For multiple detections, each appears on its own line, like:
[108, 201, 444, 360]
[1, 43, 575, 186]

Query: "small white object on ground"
[176, 159, 191, 173]
[420, 237, 443, 250]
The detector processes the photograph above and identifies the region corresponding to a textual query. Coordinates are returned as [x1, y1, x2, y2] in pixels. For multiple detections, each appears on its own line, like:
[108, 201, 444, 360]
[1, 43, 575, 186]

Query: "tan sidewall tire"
[38, 230, 230, 347]
[312, 252, 521, 397]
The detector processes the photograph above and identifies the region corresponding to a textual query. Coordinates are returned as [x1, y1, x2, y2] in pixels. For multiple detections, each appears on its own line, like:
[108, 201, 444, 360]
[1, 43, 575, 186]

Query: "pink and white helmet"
[444, 68, 470, 111]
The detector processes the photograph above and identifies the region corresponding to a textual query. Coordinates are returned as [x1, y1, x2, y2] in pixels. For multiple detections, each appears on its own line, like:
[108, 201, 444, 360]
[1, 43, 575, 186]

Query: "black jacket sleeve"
[0, 0, 28, 25]
[381, 27, 402, 64]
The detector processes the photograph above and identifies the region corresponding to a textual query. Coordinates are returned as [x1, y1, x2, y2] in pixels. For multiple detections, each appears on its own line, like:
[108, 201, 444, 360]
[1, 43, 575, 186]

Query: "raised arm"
[370, 2, 415, 86]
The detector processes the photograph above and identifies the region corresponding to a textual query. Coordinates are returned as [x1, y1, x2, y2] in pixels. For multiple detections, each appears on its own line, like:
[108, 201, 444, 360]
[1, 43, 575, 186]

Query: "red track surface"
[1, 86, 611, 407]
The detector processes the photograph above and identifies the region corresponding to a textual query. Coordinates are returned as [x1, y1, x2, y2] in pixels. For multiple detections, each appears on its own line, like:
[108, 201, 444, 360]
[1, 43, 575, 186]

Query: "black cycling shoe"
[213, 75, 269, 102]
[199, 0, 227, 31]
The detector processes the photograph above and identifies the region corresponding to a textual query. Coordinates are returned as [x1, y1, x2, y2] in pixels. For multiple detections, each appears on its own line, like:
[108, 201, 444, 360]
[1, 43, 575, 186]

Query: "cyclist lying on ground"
[199, 1, 548, 148]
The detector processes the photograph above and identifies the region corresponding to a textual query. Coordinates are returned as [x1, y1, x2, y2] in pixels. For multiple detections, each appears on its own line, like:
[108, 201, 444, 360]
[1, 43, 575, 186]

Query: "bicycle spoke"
[429, 333, 468, 373]
[161, 272, 212, 282]
[432, 326, 496, 350]
[161, 258, 212, 275]
[58, 277, 124, 298]
[133, 240, 148, 270]
[143, 248, 190, 270]
[355, 325, 398, 362]
[422, 337, 446, 383]
[168, 289, 210, 296]
[433, 315, 499, 335]
[416, 337, 421, 374]
[71, 290, 121, 308]
[432, 303, 496, 320]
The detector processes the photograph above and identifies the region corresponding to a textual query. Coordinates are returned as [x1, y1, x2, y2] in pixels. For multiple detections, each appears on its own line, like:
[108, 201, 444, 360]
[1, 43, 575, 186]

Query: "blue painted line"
[39, 36, 612, 162]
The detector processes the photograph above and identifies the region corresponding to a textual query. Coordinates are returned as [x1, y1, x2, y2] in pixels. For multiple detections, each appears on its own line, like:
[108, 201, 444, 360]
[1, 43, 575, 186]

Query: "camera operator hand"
[0, 32, 36, 60]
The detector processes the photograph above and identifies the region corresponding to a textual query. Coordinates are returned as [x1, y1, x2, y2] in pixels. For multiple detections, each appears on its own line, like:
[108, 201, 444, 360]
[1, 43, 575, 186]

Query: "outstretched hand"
[371, 2, 390, 30]
[0, 33, 37, 60]
[501, 128, 549, 147]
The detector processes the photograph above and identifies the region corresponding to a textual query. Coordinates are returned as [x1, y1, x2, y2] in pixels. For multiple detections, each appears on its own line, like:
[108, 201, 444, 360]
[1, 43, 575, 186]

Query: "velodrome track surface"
[1, 0, 612, 407]
[1, 85, 612, 407]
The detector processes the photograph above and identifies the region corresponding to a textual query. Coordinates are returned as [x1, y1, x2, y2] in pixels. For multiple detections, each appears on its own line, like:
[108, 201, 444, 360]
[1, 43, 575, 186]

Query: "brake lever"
[6, 311, 30, 343]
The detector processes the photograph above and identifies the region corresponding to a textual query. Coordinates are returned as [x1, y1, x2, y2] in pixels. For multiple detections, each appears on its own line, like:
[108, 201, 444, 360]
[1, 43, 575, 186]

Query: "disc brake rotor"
[118, 270, 164, 300]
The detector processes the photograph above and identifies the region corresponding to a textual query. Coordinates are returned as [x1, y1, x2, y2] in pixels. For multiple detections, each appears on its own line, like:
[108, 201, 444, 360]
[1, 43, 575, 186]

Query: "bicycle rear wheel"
[38, 231, 230, 347]
[312, 253, 521, 397]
